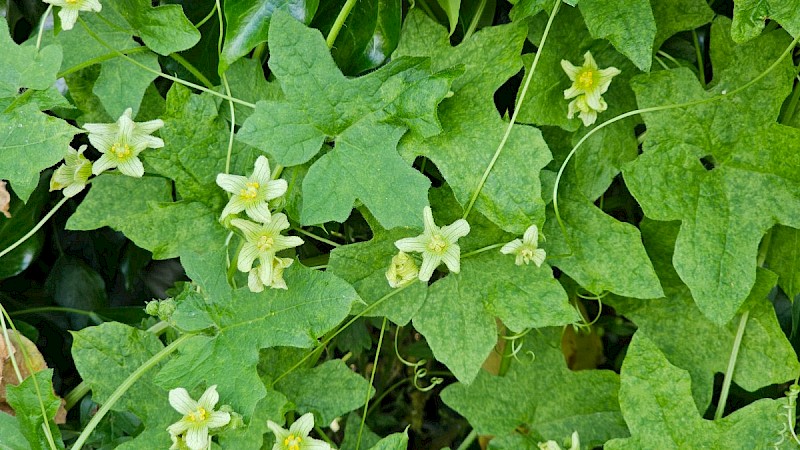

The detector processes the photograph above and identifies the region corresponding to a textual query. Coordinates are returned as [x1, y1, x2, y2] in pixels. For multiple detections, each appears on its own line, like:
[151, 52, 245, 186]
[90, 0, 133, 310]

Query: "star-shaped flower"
[50, 145, 93, 198]
[231, 215, 303, 292]
[386, 251, 419, 288]
[394, 206, 470, 282]
[216, 156, 287, 223]
[500, 224, 546, 267]
[85, 108, 164, 178]
[266, 413, 331, 450]
[43, 0, 102, 31]
[167, 385, 231, 450]
[248, 256, 294, 292]
[561, 51, 620, 126]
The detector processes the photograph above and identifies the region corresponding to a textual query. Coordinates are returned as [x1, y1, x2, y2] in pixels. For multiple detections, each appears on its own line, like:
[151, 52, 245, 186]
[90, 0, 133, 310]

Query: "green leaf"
[508, 0, 552, 22]
[218, 389, 288, 449]
[0, 413, 28, 450]
[441, 328, 627, 447]
[436, 0, 460, 35]
[0, 104, 80, 202]
[46, 255, 108, 329]
[339, 413, 381, 450]
[5, 370, 64, 450]
[610, 220, 800, 412]
[0, 24, 61, 97]
[104, 0, 200, 55]
[766, 225, 800, 300]
[650, 0, 714, 50]
[66, 174, 228, 260]
[368, 430, 409, 450]
[544, 195, 663, 299]
[155, 266, 359, 418]
[237, 11, 455, 228]
[0, 176, 47, 280]
[219, 0, 319, 72]
[731, 0, 800, 43]
[71, 322, 173, 449]
[515, 5, 640, 200]
[328, 227, 428, 325]
[623, 18, 797, 324]
[274, 359, 374, 424]
[605, 333, 784, 449]
[395, 10, 551, 234]
[578, 0, 656, 71]
[222, 57, 283, 125]
[93, 52, 159, 118]
[413, 250, 577, 383]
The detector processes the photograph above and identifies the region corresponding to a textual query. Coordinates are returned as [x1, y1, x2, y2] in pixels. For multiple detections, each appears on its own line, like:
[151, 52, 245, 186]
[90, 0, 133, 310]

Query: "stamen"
[427, 234, 447, 253]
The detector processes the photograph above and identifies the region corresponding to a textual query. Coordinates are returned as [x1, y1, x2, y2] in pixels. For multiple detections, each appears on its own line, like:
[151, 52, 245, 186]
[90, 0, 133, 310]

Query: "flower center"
[240, 181, 260, 200]
[257, 235, 274, 251]
[65, 0, 79, 4]
[111, 142, 132, 159]
[520, 247, 534, 262]
[576, 70, 595, 90]
[427, 234, 447, 254]
[284, 434, 302, 450]
[187, 407, 208, 423]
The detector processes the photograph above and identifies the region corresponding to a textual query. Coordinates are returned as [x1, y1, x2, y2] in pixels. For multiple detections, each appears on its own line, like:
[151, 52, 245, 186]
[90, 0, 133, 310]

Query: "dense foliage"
[1, 0, 800, 448]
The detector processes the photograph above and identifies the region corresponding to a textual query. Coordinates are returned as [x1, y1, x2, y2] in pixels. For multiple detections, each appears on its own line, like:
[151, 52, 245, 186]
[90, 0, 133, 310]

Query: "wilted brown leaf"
[0, 181, 10, 218]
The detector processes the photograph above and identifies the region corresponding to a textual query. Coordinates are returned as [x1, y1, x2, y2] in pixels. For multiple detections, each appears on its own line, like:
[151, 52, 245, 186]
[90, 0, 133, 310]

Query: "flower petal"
[216, 173, 247, 193]
[252, 155, 271, 183]
[274, 235, 304, 251]
[206, 411, 231, 429]
[264, 213, 290, 233]
[117, 156, 145, 178]
[289, 412, 315, 437]
[422, 206, 437, 234]
[582, 51, 598, 70]
[395, 236, 428, 253]
[62, 182, 86, 198]
[441, 245, 461, 273]
[533, 248, 547, 267]
[167, 420, 190, 436]
[441, 219, 470, 241]
[231, 218, 262, 239]
[257, 261, 274, 287]
[245, 201, 272, 223]
[560, 59, 580, 80]
[584, 88, 603, 111]
[500, 239, 522, 255]
[58, 7, 80, 30]
[248, 268, 265, 292]
[91, 154, 116, 176]
[523, 225, 539, 245]
[237, 243, 260, 272]
[197, 385, 219, 410]
[264, 179, 288, 200]
[169, 388, 197, 415]
[185, 425, 210, 450]
[86, 129, 116, 153]
[267, 420, 290, 442]
[134, 118, 164, 135]
[220, 197, 246, 221]
[418, 253, 441, 282]
[303, 438, 333, 450]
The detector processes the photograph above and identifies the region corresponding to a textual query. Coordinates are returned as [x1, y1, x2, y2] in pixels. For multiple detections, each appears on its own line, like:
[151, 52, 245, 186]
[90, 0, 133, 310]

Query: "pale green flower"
[394, 206, 470, 282]
[538, 431, 580, 450]
[561, 51, 620, 126]
[267, 413, 331, 450]
[386, 251, 419, 288]
[231, 215, 303, 292]
[43, 0, 102, 31]
[248, 256, 293, 292]
[49, 145, 92, 197]
[85, 108, 164, 178]
[167, 385, 231, 450]
[216, 156, 287, 223]
[500, 224, 546, 267]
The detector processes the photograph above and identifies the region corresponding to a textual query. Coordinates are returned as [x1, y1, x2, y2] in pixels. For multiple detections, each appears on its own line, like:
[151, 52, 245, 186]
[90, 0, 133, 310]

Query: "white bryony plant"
[167, 385, 231, 450]
[267, 412, 331, 450]
[249, 256, 294, 292]
[49, 145, 92, 197]
[42, 0, 102, 31]
[231, 215, 304, 292]
[84, 107, 165, 178]
[500, 224, 546, 267]
[394, 206, 470, 283]
[561, 51, 620, 126]
[216, 155, 287, 223]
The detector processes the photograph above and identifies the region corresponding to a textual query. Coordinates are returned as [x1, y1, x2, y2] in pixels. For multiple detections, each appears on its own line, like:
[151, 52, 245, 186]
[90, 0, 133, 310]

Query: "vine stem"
[552, 32, 800, 238]
[77, 17, 256, 109]
[326, 0, 358, 49]
[714, 310, 749, 420]
[0, 196, 68, 260]
[456, 429, 478, 450]
[356, 317, 387, 450]
[35, 5, 53, 52]
[71, 333, 193, 450]
[292, 227, 341, 247]
[462, 0, 561, 221]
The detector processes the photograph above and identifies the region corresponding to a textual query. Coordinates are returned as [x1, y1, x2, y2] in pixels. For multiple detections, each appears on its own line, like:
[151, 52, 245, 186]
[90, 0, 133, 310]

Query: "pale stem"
[326, 0, 358, 49]
[356, 317, 387, 450]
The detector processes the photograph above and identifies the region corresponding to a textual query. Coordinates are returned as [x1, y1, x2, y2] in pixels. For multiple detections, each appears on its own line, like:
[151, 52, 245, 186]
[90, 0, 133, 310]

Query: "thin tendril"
[356, 317, 387, 450]
[462, 0, 562, 220]
[393, 326, 443, 392]
[0, 196, 69, 260]
[35, 5, 53, 52]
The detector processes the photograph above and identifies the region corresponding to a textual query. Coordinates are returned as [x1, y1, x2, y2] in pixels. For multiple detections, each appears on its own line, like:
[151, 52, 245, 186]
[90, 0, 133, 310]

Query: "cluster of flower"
[167, 385, 330, 450]
[49, 108, 165, 197]
[385, 207, 548, 288]
[216, 156, 303, 292]
[560, 51, 621, 126]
